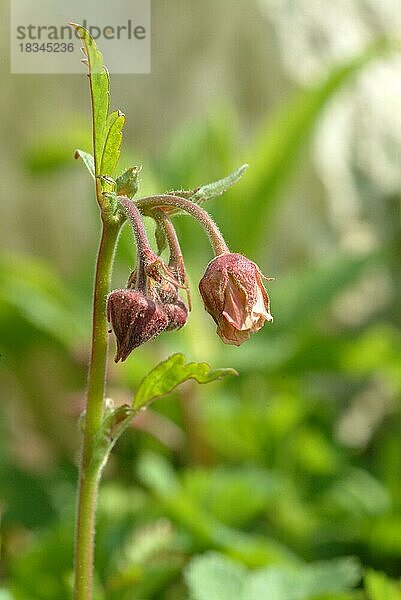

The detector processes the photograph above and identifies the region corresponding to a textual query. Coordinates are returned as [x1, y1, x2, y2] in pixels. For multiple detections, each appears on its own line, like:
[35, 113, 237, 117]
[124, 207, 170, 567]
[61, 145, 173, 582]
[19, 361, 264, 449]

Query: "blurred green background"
[1, 1, 401, 598]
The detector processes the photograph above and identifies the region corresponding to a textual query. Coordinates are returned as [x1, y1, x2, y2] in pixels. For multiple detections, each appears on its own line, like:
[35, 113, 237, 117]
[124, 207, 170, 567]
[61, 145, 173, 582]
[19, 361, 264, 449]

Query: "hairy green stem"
[73, 219, 120, 600]
[133, 194, 230, 256]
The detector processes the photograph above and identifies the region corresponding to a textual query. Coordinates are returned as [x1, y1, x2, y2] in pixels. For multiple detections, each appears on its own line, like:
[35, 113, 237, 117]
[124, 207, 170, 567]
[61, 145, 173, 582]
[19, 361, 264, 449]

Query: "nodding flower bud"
[199, 253, 273, 346]
[164, 298, 188, 331]
[107, 289, 169, 362]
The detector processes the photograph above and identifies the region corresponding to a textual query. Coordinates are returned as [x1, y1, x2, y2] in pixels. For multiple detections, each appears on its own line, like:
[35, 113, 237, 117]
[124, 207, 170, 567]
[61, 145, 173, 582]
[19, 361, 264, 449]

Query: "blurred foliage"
[1, 6, 401, 599]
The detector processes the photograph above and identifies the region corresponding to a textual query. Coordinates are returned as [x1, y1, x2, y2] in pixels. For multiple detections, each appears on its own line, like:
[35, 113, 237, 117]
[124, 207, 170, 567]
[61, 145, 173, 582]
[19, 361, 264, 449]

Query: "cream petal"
[222, 277, 250, 330]
[252, 286, 270, 318]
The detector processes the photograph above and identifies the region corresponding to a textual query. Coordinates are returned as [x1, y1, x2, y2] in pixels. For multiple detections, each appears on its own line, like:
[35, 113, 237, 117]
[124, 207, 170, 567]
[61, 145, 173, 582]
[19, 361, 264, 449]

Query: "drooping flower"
[199, 253, 273, 346]
[109, 198, 189, 357]
[107, 289, 169, 362]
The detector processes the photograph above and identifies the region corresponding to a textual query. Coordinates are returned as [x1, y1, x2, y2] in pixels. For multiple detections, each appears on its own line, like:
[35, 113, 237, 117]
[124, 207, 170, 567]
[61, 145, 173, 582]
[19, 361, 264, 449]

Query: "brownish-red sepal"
[107, 289, 169, 362]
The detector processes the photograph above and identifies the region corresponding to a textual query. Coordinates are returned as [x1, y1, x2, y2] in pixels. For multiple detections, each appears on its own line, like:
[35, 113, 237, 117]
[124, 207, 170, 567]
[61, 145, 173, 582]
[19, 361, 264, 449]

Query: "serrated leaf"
[101, 110, 126, 176]
[74, 149, 95, 180]
[365, 570, 401, 600]
[70, 23, 110, 176]
[159, 165, 249, 218]
[133, 353, 237, 410]
[189, 164, 248, 204]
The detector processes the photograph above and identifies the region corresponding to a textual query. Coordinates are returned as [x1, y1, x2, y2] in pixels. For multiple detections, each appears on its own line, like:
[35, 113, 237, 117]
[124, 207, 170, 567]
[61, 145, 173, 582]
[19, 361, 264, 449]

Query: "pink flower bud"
[107, 289, 169, 362]
[199, 253, 273, 346]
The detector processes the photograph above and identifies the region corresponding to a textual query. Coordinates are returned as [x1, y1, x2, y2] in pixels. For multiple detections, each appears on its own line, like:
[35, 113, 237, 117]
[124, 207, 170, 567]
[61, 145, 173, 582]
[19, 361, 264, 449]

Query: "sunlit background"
[1, 1, 401, 598]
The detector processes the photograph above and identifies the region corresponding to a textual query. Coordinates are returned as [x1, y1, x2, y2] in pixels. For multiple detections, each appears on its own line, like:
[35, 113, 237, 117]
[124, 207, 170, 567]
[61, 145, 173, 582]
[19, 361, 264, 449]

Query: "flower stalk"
[153, 208, 191, 308]
[73, 219, 120, 600]
[133, 194, 230, 256]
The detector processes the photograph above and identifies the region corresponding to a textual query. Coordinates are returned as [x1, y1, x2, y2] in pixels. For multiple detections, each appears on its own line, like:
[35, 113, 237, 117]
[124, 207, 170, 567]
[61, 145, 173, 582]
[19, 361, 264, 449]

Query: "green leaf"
[185, 552, 247, 600]
[70, 23, 110, 176]
[245, 558, 361, 600]
[116, 165, 142, 198]
[74, 149, 95, 180]
[185, 553, 361, 600]
[365, 570, 401, 600]
[189, 164, 249, 204]
[325, 468, 390, 518]
[137, 453, 297, 567]
[133, 353, 237, 410]
[157, 164, 248, 219]
[182, 466, 283, 528]
[0, 253, 86, 350]
[9, 521, 74, 599]
[24, 122, 90, 174]
[228, 40, 391, 254]
[272, 251, 380, 334]
[137, 451, 180, 497]
[101, 109, 126, 176]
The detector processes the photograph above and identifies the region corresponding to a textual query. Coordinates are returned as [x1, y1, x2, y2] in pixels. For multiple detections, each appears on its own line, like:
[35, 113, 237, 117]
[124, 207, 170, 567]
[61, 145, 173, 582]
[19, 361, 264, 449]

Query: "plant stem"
[73, 219, 120, 600]
[118, 197, 153, 291]
[154, 209, 192, 309]
[133, 194, 230, 256]
[154, 209, 183, 267]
